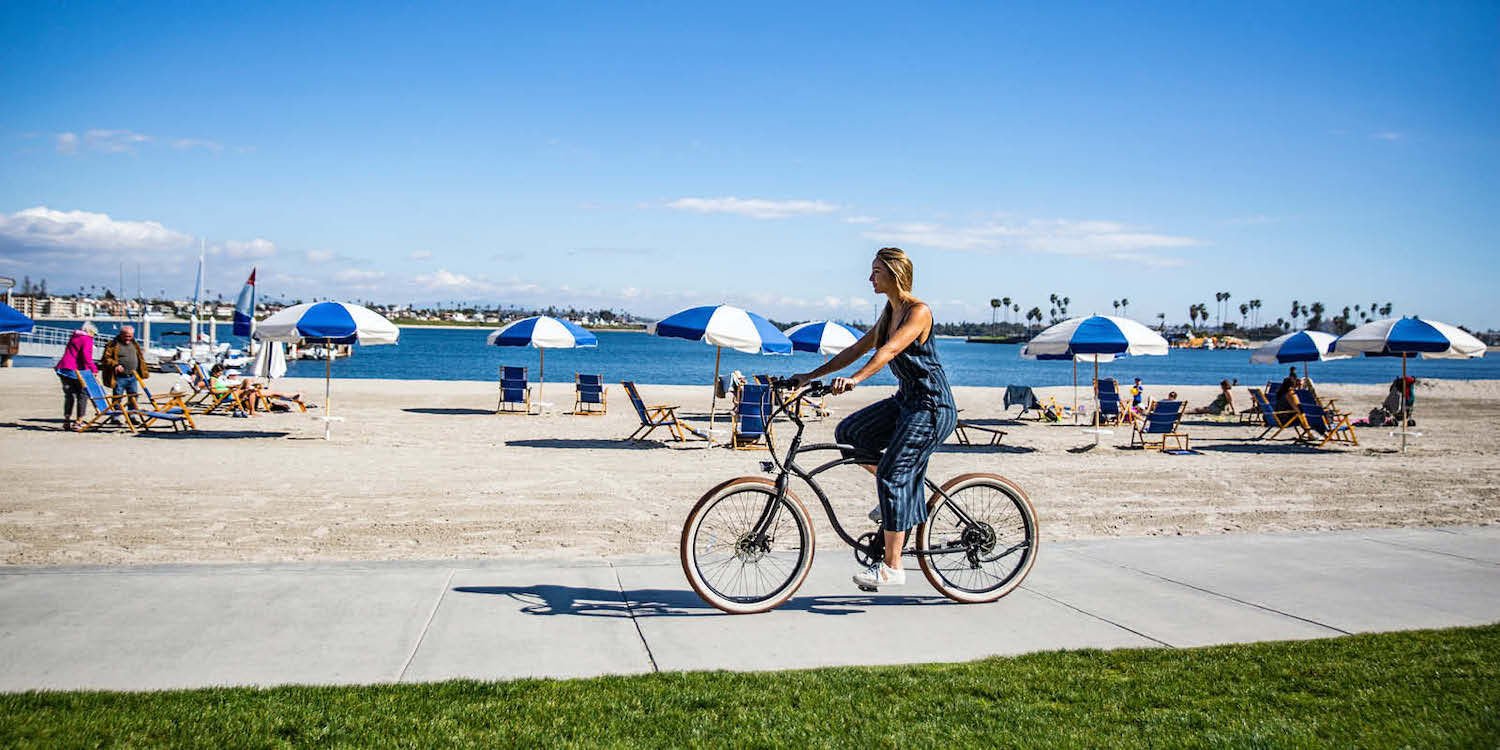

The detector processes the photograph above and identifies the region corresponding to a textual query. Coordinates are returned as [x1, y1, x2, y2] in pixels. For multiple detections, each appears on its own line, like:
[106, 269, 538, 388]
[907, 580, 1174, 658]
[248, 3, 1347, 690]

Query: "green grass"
[4, 625, 1498, 748]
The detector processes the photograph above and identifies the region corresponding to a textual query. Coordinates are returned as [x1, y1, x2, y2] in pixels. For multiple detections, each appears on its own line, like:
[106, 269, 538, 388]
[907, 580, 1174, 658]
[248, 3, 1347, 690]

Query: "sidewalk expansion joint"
[1022, 586, 1174, 648]
[398, 568, 457, 682]
[1068, 549, 1351, 636]
[1361, 536, 1500, 567]
[611, 563, 660, 673]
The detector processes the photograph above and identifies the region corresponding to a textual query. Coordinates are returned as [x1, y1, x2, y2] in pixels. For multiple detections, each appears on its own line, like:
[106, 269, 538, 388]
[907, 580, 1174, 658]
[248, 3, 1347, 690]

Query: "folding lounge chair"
[174, 361, 215, 409]
[954, 417, 1007, 446]
[730, 382, 775, 450]
[621, 381, 706, 442]
[1004, 385, 1043, 420]
[1253, 387, 1300, 440]
[750, 373, 827, 420]
[1289, 389, 1358, 448]
[496, 366, 531, 414]
[138, 383, 197, 431]
[1130, 399, 1189, 451]
[78, 370, 187, 433]
[1094, 378, 1123, 425]
[574, 373, 607, 415]
[1239, 388, 1266, 424]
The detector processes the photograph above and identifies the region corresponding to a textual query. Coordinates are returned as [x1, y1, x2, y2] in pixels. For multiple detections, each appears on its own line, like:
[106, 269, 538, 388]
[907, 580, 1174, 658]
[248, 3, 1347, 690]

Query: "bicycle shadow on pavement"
[454, 584, 952, 617]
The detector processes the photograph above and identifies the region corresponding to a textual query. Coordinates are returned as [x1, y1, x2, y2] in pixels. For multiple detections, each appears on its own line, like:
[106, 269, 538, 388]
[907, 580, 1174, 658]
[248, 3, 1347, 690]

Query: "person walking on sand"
[101, 325, 149, 411]
[53, 321, 99, 431]
[789, 247, 957, 591]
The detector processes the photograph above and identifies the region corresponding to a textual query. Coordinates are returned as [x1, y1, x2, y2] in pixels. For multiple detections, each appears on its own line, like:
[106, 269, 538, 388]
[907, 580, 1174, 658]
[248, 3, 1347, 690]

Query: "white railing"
[15, 325, 116, 360]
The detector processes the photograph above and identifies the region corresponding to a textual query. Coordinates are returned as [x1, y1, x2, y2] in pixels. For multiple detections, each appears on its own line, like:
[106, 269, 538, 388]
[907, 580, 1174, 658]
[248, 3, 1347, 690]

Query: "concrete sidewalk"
[2, 526, 1497, 692]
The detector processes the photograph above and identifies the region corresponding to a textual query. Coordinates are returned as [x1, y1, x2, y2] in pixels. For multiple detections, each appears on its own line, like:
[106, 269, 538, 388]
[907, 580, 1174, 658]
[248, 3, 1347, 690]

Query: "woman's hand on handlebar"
[829, 376, 858, 395]
[787, 372, 812, 390]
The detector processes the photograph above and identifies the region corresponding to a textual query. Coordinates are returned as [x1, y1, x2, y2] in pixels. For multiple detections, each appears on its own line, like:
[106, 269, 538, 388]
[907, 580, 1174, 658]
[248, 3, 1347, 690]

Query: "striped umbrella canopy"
[1251, 330, 1348, 365]
[256, 301, 400, 439]
[1026, 316, 1167, 425]
[650, 304, 793, 442]
[783, 320, 863, 355]
[1334, 317, 1485, 451]
[0, 302, 34, 334]
[486, 316, 599, 402]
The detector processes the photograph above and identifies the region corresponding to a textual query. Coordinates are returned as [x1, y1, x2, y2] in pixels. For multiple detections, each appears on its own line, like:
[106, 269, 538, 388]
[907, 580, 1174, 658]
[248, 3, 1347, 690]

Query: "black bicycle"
[680, 379, 1039, 614]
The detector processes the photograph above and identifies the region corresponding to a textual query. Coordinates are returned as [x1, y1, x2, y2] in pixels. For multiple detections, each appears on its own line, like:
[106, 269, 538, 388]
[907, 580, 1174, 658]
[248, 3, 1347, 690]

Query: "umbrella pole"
[1092, 358, 1100, 427]
[538, 348, 545, 407]
[324, 347, 333, 440]
[1072, 358, 1078, 424]
[709, 346, 722, 446]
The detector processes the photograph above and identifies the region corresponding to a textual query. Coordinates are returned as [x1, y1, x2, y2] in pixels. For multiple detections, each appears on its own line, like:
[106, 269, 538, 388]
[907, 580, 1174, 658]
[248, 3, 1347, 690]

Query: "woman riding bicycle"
[789, 247, 957, 590]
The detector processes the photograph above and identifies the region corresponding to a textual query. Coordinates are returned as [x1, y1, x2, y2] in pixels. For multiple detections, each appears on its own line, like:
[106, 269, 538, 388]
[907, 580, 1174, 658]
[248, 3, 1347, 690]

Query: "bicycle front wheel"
[680, 476, 815, 614]
[916, 473, 1038, 604]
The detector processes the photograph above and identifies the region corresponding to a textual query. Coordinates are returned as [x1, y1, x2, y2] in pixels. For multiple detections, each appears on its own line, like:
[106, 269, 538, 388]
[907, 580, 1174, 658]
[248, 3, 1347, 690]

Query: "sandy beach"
[0, 368, 1496, 567]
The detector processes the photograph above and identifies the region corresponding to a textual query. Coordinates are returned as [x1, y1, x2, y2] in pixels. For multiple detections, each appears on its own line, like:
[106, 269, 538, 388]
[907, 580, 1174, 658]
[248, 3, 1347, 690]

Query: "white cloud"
[334, 269, 386, 283]
[666, 196, 840, 220]
[305, 249, 335, 264]
[215, 238, 277, 259]
[408, 250, 432, 260]
[842, 215, 880, 225]
[413, 269, 492, 293]
[0, 206, 192, 253]
[81, 129, 152, 153]
[171, 138, 224, 153]
[1371, 131, 1404, 142]
[862, 216, 1200, 265]
[55, 133, 78, 154]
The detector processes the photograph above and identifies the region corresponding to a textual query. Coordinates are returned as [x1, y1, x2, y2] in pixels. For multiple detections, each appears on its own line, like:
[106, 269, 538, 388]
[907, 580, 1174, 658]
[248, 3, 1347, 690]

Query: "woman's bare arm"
[793, 326, 877, 383]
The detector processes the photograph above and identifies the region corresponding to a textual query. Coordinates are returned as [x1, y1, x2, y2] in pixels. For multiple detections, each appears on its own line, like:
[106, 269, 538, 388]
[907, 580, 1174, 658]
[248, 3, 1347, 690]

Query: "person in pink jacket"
[54, 321, 100, 431]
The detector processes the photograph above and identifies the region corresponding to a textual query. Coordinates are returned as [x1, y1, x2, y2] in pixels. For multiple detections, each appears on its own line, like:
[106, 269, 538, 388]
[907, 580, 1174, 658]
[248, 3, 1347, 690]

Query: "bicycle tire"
[680, 476, 816, 614]
[916, 473, 1038, 604]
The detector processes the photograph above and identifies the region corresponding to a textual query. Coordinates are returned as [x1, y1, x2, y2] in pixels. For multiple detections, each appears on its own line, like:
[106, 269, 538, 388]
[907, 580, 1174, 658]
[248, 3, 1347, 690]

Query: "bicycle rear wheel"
[680, 477, 815, 614]
[916, 473, 1038, 604]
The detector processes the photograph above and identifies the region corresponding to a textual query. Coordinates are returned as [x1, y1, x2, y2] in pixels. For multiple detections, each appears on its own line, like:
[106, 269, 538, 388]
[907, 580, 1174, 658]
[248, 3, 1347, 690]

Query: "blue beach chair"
[731, 382, 774, 450]
[1130, 399, 1189, 451]
[574, 373, 606, 415]
[621, 381, 706, 442]
[1094, 378, 1123, 425]
[1252, 388, 1299, 440]
[74, 369, 137, 432]
[1289, 389, 1358, 448]
[497, 366, 531, 414]
[139, 382, 197, 431]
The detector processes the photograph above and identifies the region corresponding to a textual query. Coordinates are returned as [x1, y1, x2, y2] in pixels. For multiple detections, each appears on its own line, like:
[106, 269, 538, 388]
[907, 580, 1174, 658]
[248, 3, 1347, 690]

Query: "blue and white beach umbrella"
[257, 301, 400, 438]
[1334, 316, 1485, 451]
[1251, 330, 1348, 365]
[650, 304, 793, 440]
[486, 316, 598, 402]
[783, 320, 863, 356]
[1025, 315, 1168, 424]
[0, 302, 35, 334]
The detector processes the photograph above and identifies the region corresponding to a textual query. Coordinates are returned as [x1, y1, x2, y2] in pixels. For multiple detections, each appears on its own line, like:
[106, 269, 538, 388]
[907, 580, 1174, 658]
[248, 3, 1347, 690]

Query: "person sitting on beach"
[208, 364, 259, 415]
[1189, 379, 1235, 415]
[54, 321, 100, 431]
[1276, 366, 1301, 412]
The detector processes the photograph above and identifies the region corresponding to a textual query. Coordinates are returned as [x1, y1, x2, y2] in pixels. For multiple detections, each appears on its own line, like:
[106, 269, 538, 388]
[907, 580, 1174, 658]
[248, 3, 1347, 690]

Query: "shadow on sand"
[453, 583, 952, 617]
[506, 438, 663, 450]
[402, 407, 496, 416]
[936, 443, 1037, 455]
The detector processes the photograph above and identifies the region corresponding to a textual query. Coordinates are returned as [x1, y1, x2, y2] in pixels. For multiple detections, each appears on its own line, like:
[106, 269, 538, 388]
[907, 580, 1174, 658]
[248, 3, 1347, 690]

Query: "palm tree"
[1155, 311, 1166, 330]
[1012, 303, 1020, 321]
[1120, 298, 1130, 317]
[1061, 296, 1071, 317]
[1026, 306, 1043, 330]
[1214, 292, 1225, 328]
[990, 298, 1001, 324]
[1289, 300, 1301, 329]
[1308, 302, 1325, 331]
[1250, 298, 1262, 328]
[1380, 302, 1393, 317]
[1239, 303, 1249, 328]
[1112, 300, 1120, 315]
[1001, 296, 1012, 323]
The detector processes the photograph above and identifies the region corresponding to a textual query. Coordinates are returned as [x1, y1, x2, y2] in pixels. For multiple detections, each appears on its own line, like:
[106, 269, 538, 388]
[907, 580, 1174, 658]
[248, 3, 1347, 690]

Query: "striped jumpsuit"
[835, 331, 958, 533]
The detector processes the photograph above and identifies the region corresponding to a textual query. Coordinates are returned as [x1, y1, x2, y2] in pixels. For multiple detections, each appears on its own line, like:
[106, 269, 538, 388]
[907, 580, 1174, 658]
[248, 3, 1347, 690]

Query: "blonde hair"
[79, 321, 98, 335]
[874, 247, 915, 347]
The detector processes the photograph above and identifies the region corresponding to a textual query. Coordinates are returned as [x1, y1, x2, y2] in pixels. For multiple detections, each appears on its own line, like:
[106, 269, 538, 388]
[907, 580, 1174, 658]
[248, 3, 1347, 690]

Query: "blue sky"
[2, 2, 1496, 328]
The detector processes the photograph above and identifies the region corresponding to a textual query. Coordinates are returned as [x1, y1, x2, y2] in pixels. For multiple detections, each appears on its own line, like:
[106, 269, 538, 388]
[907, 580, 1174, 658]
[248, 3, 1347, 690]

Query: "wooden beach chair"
[1239, 388, 1266, 424]
[1288, 389, 1358, 448]
[621, 381, 706, 442]
[954, 416, 1007, 445]
[73, 369, 139, 433]
[574, 373, 607, 415]
[138, 383, 197, 431]
[731, 382, 774, 450]
[1130, 399, 1189, 451]
[496, 366, 531, 414]
[1094, 377, 1123, 425]
[1252, 387, 1300, 440]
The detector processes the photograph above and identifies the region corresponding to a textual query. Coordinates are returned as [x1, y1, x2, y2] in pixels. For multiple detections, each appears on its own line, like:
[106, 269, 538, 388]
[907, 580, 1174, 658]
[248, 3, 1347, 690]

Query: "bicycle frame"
[746, 381, 983, 558]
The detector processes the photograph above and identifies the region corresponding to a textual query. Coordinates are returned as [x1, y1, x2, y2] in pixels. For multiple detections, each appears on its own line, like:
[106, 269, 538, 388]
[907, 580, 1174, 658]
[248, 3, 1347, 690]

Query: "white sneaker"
[867, 506, 883, 523]
[852, 563, 905, 589]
